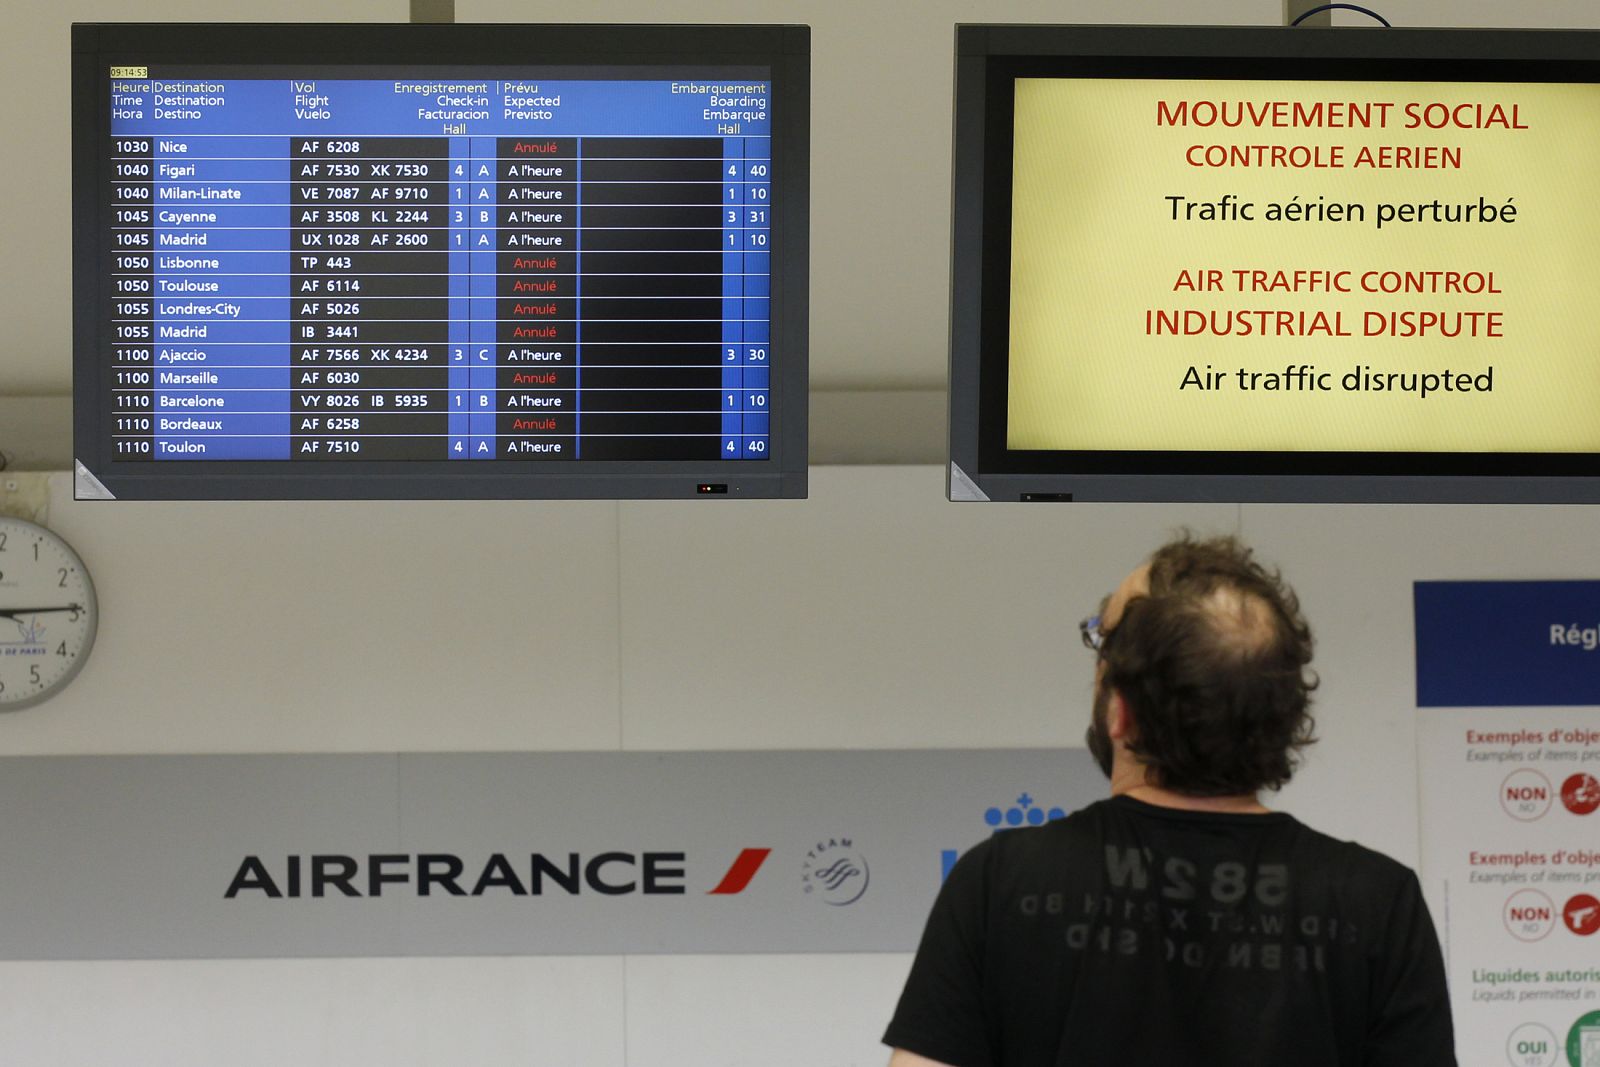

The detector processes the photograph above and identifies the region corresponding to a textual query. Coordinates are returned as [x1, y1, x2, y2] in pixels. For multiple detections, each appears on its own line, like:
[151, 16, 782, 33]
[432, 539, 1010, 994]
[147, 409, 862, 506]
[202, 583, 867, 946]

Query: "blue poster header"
[1414, 580, 1600, 707]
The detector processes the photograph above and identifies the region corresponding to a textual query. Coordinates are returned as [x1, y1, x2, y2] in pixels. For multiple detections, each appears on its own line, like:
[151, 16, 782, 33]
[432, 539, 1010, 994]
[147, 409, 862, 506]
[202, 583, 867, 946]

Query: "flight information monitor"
[948, 25, 1600, 503]
[73, 23, 808, 499]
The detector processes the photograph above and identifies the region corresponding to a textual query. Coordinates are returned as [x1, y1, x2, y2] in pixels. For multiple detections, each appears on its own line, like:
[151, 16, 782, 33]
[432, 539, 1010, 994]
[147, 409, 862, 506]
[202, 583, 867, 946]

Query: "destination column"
[496, 136, 578, 459]
[151, 124, 291, 460]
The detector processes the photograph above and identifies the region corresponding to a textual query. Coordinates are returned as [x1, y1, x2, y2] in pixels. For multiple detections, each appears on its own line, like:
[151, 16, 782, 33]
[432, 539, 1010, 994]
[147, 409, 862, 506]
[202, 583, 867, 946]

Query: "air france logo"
[224, 847, 773, 899]
[708, 848, 771, 895]
[801, 838, 869, 906]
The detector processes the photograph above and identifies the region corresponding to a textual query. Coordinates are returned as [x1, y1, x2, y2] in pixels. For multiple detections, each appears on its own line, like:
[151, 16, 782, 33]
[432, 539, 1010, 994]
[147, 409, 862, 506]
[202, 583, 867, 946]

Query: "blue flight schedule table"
[104, 76, 773, 462]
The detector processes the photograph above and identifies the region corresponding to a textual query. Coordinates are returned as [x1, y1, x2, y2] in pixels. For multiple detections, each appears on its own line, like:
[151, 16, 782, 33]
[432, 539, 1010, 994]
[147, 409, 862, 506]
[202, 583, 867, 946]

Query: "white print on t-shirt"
[1014, 845, 1360, 974]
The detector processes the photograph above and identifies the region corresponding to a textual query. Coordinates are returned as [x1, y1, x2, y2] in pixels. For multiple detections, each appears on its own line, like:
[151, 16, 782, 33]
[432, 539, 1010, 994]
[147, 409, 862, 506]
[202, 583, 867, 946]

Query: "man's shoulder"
[1279, 817, 1421, 891]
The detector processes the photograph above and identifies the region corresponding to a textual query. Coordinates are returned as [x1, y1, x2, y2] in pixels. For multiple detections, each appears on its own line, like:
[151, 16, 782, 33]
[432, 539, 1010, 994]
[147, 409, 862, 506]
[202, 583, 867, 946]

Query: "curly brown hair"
[1100, 534, 1318, 796]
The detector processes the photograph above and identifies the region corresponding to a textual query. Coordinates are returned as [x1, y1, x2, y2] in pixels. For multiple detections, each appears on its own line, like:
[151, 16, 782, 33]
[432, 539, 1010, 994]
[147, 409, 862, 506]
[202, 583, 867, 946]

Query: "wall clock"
[0, 517, 98, 711]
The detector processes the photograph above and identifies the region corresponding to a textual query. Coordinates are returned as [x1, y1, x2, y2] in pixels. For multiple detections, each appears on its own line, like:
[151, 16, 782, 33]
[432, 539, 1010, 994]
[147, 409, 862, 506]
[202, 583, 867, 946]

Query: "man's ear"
[1107, 688, 1135, 742]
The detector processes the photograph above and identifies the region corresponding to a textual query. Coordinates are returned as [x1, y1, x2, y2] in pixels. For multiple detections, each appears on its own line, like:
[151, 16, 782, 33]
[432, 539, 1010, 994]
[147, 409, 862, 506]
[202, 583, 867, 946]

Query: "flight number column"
[108, 136, 155, 458]
[577, 137, 725, 460]
[290, 137, 450, 460]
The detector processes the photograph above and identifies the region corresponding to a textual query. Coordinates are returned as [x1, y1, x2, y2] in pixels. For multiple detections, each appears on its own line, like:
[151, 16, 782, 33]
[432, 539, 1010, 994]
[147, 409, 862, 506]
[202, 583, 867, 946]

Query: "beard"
[1085, 679, 1114, 779]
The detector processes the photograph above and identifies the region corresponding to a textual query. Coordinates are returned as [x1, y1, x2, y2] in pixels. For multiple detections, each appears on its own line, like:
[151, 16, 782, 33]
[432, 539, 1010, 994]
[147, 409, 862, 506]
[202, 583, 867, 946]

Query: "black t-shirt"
[884, 796, 1455, 1067]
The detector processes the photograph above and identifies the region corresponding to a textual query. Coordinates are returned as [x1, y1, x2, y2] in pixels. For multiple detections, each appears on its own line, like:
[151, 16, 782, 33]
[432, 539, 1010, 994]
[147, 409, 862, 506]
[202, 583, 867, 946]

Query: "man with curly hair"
[884, 534, 1455, 1067]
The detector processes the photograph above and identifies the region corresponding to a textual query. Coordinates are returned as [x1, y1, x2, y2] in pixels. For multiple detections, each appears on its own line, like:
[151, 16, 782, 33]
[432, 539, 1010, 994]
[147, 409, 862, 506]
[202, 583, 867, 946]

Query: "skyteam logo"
[801, 837, 870, 906]
[941, 793, 1072, 881]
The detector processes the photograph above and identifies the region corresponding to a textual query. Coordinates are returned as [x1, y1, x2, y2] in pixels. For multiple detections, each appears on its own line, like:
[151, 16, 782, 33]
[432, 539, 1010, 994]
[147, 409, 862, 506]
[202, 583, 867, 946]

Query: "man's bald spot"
[1111, 558, 1276, 655]
[1196, 584, 1278, 659]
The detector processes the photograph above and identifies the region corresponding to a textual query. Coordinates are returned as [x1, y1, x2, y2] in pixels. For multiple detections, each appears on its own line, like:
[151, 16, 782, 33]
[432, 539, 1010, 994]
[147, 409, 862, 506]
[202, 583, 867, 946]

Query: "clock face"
[0, 518, 98, 711]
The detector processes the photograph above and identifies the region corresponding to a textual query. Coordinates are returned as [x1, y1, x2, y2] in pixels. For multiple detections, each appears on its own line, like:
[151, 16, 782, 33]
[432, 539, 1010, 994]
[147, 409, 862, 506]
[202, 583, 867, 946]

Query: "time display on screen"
[101, 73, 774, 464]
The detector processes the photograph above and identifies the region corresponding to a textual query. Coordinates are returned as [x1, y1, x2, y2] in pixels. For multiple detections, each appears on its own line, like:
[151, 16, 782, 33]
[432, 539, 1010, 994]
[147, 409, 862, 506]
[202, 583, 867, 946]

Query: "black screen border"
[73, 22, 809, 500]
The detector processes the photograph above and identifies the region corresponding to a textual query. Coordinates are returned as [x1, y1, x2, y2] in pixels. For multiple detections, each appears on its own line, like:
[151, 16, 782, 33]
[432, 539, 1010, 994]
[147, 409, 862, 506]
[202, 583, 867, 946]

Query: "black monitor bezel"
[949, 24, 1600, 503]
[73, 22, 809, 500]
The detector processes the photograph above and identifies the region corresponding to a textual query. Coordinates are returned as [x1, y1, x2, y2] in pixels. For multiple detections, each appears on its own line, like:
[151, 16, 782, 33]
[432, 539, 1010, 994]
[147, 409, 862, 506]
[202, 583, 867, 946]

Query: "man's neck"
[1113, 780, 1270, 815]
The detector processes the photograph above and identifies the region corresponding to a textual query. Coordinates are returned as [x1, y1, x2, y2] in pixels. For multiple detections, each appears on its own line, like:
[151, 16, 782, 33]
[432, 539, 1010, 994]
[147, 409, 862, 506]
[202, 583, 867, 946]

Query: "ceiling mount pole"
[1284, 0, 1333, 27]
[410, 0, 455, 24]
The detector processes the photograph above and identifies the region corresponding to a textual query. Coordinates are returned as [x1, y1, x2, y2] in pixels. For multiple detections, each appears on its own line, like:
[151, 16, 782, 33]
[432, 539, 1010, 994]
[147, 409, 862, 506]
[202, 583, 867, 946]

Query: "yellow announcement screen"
[1006, 78, 1600, 452]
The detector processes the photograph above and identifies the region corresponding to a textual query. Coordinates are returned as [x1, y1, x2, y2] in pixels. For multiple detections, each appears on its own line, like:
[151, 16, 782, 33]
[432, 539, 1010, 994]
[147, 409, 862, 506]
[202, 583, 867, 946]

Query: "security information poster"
[1007, 79, 1600, 453]
[1415, 582, 1600, 1067]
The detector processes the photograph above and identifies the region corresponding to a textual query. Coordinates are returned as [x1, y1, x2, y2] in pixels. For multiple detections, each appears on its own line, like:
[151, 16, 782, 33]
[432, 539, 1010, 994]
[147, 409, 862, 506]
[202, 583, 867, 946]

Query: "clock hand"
[0, 606, 83, 620]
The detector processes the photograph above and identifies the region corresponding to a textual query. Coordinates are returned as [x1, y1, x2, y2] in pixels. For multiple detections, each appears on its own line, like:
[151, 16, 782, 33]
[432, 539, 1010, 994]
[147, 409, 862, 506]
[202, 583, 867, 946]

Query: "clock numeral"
[0, 520, 96, 708]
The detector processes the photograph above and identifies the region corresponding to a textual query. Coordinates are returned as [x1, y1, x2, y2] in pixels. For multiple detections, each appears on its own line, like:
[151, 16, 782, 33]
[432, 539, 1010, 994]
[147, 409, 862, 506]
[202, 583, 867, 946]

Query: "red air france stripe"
[707, 848, 772, 894]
